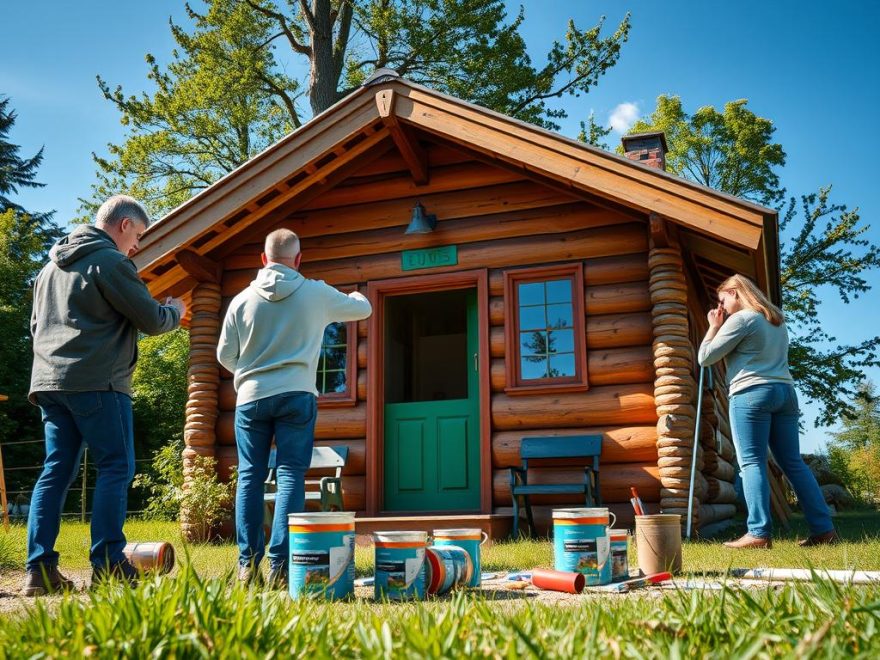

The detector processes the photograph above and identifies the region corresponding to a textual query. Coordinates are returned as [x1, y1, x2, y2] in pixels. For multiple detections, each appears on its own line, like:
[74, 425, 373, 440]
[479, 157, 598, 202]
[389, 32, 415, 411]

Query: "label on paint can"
[289, 512, 356, 599]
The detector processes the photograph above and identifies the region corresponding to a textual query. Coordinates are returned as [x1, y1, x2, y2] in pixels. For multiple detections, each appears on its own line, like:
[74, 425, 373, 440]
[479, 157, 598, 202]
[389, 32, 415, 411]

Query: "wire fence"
[1, 438, 153, 523]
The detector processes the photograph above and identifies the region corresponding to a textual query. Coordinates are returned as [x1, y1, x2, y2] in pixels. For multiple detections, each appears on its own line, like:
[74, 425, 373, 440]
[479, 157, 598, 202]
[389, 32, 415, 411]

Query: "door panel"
[383, 289, 480, 511]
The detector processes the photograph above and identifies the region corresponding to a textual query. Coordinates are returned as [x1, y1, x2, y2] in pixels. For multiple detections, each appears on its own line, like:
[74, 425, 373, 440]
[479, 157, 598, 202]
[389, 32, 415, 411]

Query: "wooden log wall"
[206, 148, 663, 529]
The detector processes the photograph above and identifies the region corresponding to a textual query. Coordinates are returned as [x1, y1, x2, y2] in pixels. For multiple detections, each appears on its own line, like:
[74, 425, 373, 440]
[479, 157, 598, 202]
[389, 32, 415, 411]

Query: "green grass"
[1, 511, 879, 656]
[3, 510, 880, 575]
[1, 566, 880, 657]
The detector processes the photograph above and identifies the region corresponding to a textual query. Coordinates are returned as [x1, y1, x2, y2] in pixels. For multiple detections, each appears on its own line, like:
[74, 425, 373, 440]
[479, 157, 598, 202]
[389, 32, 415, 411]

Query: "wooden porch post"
[648, 234, 704, 528]
[178, 250, 222, 541]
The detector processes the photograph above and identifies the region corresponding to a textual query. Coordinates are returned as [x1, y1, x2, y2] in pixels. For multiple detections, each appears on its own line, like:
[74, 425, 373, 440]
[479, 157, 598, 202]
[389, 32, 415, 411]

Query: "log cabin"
[132, 70, 783, 539]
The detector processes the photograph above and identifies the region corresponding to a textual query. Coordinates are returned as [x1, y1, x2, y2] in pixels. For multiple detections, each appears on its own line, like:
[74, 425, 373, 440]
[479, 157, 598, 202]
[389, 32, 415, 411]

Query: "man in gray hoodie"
[25, 195, 185, 595]
[217, 228, 371, 588]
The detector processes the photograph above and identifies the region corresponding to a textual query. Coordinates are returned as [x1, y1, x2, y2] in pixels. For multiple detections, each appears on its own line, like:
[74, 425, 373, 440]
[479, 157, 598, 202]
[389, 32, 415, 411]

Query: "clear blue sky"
[2, 1, 878, 451]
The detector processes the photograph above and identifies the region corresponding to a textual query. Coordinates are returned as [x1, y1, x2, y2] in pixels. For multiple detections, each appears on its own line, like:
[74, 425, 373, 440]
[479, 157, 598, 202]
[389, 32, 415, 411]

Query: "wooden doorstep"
[353, 513, 513, 545]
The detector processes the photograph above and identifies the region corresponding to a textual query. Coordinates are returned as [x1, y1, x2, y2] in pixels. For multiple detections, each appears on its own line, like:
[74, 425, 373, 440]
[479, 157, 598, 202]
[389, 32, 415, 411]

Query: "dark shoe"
[92, 559, 139, 588]
[22, 565, 75, 596]
[798, 530, 840, 547]
[237, 564, 265, 587]
[267, 565, 288, 591]
[723, 534, 772, 549]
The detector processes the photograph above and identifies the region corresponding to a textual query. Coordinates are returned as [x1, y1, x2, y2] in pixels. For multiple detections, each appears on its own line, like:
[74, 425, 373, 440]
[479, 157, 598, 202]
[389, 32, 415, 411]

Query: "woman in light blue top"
[698, 274, 837, 549]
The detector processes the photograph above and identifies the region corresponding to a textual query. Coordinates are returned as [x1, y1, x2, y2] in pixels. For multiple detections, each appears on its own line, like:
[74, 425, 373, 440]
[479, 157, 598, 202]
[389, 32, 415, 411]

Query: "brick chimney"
[621, 132, 668, 171]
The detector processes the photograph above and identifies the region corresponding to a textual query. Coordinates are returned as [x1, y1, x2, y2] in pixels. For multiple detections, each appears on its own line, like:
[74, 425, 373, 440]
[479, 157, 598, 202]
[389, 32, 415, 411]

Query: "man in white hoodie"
[217, 229, 372, 587]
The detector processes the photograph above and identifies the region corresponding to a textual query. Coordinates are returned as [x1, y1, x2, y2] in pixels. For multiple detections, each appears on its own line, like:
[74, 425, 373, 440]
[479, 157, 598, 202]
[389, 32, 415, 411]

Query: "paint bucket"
[432, 528, 487, 587]
[531, 568, 585, 594]
[425, 545, 473, 595]
[552, 507, 615, 586]
[635, 514, 682, 575]
[374, 531, 427, 600]
[123, 542, 175, 574]
[609, 529, 630, 582]
[288, 511, 355, 599]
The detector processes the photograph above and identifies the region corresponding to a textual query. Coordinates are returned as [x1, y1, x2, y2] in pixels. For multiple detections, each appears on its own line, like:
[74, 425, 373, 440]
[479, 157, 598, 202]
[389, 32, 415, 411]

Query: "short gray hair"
[95, 195, 151, 228]
[264, 229, 300, 260]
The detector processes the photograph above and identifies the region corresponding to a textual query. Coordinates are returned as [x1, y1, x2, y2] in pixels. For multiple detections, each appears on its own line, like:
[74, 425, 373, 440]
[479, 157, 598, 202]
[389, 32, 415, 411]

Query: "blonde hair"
[718, 274, 783, 326]
[264, 229, 300, 261]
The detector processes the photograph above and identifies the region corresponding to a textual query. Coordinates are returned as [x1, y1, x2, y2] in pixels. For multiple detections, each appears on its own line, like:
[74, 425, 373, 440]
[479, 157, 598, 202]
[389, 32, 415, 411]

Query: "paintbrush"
[602, 571, 672, 593]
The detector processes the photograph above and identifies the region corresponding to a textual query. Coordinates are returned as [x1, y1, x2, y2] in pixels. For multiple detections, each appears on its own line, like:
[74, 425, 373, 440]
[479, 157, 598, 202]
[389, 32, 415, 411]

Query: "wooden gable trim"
[387, 84, 766, 250]
[134, 93, 384, 277]
[376, 89, 428, 185]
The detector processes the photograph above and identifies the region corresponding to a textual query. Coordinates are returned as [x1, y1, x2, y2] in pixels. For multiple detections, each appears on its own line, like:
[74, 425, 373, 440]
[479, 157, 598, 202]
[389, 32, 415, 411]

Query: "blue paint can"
[288, 511, 355, 599]
[552, 508, 615, 586]
[425, 545, 473, 595]
[432, 528, 487, 587]
[609, 529, 630, 582]
[374, 531, 427, 600]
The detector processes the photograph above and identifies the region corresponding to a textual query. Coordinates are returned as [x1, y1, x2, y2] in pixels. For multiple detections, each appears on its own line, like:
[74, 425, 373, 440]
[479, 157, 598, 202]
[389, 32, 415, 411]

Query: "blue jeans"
[234, 391, 317, 570]
[27, 391, 135, 571]
[729, 383, 833, 539]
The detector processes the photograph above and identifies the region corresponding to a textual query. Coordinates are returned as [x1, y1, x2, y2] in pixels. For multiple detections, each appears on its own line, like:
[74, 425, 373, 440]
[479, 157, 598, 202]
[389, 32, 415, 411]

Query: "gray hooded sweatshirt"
[217, 263, 372, 405]
[29, 225, 181, 402]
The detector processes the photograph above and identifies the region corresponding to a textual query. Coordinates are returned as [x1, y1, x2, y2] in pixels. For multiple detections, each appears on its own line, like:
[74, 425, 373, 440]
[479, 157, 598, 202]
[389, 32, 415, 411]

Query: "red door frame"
[366, 269, 491, 515]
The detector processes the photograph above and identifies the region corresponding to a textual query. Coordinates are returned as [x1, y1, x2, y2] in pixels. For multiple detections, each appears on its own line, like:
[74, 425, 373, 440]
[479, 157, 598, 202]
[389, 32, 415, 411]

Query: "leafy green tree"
[627, 95, 786, 207]
[577, 111, 611, 149]
[0, 98, 61, 498]
[129, 328, 190, 511]
[629, 96, 880, 425]
[83, 0, 630, 218]
[827, 381, 880, 501]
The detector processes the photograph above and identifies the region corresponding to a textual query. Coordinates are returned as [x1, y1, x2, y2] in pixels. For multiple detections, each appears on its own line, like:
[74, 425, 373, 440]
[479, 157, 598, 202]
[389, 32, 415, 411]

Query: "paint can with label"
[608, 529, 630, 582]
[288, 511, 356, 599]
[552, 507, 615, 586]
[432, 528, 487, 587]
[123, 542, 175, 574]
[374, 531, 427, 600]
[425, 545, 473, 595]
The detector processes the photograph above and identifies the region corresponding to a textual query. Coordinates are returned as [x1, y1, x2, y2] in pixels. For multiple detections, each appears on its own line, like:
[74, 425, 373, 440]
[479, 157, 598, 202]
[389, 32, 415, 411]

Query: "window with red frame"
[504, 265, 588, 394]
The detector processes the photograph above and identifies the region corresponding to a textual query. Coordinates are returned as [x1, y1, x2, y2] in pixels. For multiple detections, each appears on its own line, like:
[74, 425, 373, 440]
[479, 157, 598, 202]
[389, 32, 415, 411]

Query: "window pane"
[324, 346, 346, 371]
[323, 322, 346, 346]
[317, 322, 348, 394]
[546, 279, 572, 304]
[549, 353, 576, 378]
[521, 357, 548, 380]
[324, 370, 347, 393]
[546, 304, 573, 329]
[519, 305, 545, 331]
[520, 331, 547, 357]
[518, 281, 545, 306]
[549, 329, 574, 354]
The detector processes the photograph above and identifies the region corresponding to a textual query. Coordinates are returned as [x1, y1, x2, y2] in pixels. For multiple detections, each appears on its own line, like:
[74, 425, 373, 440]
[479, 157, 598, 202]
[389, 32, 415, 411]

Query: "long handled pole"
[0, 393, 9, 531]
[686, 367, 706, 539]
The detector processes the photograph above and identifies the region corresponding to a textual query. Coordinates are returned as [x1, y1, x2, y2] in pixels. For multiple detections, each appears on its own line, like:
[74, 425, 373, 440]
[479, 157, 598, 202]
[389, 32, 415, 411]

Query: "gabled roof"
[134, 75, 779, 300]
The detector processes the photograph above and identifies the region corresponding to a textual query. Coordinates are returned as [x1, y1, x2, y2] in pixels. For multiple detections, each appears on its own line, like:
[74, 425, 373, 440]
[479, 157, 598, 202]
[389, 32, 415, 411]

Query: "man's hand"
[165, 296, 187, 318]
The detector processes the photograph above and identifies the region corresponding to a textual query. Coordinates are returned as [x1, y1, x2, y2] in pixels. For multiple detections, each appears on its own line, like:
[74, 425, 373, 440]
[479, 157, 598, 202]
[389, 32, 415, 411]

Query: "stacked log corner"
[182, 282, 222, 541]
[648, 246, 702, 528]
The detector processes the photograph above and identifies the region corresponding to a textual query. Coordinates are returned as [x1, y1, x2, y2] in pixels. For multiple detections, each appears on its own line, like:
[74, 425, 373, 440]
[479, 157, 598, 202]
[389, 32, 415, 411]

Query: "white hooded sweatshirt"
[217, 263, 372, 405]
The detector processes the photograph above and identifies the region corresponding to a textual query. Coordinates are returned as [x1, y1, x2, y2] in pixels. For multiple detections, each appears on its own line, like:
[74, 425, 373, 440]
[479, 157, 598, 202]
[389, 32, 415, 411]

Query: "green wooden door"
[384, 290, 480, 511]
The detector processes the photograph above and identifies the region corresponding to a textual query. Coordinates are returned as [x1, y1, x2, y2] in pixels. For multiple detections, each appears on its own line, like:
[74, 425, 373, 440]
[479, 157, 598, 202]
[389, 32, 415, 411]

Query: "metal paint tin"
[123, 542, 176, 574]
[432, 528, 487, 587]
[552, 507, 615, 586]
[374, 531, 427, 600]
[425, 545, 473, 595]
[288, 511, 355, 599]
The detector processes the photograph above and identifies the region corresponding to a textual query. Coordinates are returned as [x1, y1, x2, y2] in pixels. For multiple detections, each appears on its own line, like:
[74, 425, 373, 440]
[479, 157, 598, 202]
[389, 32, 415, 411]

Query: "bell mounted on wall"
[404, 202, 437, 234]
